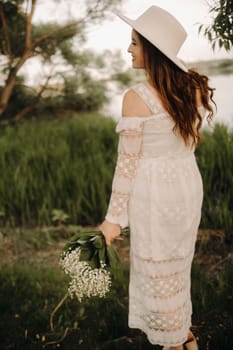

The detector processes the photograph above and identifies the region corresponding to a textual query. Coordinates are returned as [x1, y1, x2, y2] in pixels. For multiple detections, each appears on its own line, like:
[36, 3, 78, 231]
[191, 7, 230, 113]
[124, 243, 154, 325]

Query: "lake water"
[210, 74, 233, 128]
[103, 74, 233, 129]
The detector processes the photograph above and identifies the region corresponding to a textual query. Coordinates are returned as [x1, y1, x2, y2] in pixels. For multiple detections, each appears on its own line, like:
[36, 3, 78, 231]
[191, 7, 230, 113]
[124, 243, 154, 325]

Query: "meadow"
[0, 114, 117, 227]
[0, 114, 232, 235]
[0, 114, 232, 349]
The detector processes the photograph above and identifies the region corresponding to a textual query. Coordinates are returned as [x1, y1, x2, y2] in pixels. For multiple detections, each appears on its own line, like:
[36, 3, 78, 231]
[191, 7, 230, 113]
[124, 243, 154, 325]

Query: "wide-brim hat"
[116, 5, 188, 72]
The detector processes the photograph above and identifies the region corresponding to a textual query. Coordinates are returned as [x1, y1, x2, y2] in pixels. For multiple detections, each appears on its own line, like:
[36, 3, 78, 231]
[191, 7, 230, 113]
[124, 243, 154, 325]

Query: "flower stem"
[45, 327, 69, 347]
[50, 292, 69, 332]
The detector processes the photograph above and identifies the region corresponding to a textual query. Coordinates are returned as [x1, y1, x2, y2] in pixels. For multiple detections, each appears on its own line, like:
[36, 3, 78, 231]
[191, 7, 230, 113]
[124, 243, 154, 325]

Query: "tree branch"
[0, 18, 78, 116]
[12, 72, 53, 122]
[0, 50, 38, 116]
[0, 3, 12, 59]
[25, 0, 37, 50]
[32, 21, 80, 49]
[0, 0, 120, 117]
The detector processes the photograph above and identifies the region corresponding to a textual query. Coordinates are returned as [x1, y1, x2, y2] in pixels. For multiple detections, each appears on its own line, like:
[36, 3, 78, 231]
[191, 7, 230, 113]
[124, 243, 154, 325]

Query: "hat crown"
[117, 5, 188, 72]
[135, 6, 187, 56]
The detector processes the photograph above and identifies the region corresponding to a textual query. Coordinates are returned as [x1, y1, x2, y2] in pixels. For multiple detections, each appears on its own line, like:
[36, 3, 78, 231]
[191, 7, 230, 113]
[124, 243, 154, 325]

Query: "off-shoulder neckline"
[121, 80, 205, 120]
[121, 105, 205, 119]
[120, 114, 168, 120]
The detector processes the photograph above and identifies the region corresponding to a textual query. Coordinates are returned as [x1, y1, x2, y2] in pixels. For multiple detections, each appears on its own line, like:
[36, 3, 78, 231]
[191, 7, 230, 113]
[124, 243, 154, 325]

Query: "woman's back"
[118, 82, 205, 159]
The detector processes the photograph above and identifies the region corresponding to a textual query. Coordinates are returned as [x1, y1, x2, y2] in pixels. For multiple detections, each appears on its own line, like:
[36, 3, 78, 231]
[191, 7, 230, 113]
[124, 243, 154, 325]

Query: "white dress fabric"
[105, 82, 204, 347]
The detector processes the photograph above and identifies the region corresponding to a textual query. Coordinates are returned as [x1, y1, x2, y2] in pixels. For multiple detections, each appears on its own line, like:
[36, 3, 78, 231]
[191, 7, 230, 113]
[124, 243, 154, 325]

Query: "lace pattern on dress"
[115, 152, 140, 179]
[105, 124, 143, 227]
[133, 269, 188, 299]
[129, 248, 193, 345]
[130, 301, 190, 333]
[106, 191, 128, 217]
[132, 251, 193, 265]
[157, 156, 194, 182]
[132, 83, 164, 115]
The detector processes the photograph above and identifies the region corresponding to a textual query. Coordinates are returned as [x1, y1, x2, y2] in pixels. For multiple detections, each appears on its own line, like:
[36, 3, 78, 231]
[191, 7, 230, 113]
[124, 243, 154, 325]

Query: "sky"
[34, 0, 233, 65]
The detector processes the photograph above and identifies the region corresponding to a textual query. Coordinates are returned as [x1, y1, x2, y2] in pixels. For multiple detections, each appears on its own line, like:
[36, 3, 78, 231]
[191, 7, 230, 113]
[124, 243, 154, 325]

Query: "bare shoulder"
[122, 88, 151, 117]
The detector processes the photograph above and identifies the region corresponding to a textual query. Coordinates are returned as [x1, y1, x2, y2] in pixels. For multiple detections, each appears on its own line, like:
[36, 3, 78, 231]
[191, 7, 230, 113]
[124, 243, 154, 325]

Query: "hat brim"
[116, 12, 188, 73]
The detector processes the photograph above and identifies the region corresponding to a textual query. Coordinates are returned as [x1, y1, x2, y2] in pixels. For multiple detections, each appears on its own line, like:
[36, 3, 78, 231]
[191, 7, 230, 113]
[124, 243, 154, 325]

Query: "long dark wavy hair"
[137, 31, 216, 146]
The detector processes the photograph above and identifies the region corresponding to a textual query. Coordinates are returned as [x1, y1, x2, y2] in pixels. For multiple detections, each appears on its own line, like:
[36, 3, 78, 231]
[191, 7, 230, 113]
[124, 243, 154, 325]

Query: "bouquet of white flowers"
[59, 230, 121, 302]
[49, 229, 124, 340]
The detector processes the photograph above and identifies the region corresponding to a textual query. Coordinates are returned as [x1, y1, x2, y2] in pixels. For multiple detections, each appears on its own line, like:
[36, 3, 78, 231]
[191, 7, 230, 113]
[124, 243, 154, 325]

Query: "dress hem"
[128, 322, 191, 347]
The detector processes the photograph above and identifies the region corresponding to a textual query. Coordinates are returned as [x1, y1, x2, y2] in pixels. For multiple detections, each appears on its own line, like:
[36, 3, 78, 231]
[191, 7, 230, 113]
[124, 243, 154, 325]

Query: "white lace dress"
[105, 82, 204, 347]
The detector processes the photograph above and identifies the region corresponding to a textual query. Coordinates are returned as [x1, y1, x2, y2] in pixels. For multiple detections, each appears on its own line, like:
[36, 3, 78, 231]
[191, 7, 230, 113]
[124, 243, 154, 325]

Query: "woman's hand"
[98, 220, 121, 245]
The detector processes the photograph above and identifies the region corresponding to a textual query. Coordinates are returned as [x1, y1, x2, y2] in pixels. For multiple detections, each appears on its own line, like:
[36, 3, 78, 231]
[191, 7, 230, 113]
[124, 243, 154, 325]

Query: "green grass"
[0, 259, 130, 349]
[0, 115, 232, 240]
[0, 226, 232, 350]
[196, 124, 233, 239]
[0, 114, 117, 227]
[191, 260, 233, 350]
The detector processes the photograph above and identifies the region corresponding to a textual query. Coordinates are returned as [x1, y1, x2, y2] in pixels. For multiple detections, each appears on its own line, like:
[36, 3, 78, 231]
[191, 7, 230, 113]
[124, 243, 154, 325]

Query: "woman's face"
[128, 30, 144, 69]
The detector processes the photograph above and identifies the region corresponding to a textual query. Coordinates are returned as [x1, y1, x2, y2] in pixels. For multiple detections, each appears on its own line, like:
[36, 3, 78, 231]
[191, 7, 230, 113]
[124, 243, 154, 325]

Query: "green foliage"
[62, 229, 122, 270]
[0, 114, 117, 227]
[0, 261, 129, 349]
[0, 117, 232, 239]
[196, 124, 233, 238]
[32, 23, 83, 60]
[1, 61, 111, 120]
[62, 74, 109, 112]
[0, 80, 37, 120]
[199, 0, 233, 51]
[0, 0, 125, 121]
[0, 263, 70, 349]
[187, 58, 233, 76]
[0, 229, 232, 349]
[0, 0, 25, 57]
[191, 260, 233, 349]
[0, 2, 80, 61]
[0, 0, 123, 61]
[52, 209, 70, 225]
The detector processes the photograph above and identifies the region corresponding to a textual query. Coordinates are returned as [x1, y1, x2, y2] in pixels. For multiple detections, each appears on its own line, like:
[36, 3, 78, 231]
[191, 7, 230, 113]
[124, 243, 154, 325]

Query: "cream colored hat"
[117, 5, 188, 72]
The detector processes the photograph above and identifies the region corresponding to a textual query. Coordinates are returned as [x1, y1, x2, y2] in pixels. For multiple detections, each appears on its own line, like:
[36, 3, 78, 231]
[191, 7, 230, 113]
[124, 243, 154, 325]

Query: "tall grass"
[0, 116, 232, 237]
[196, 124, 233, 237]
[0, 114, 117, 227]
[191, 260, 233, 350]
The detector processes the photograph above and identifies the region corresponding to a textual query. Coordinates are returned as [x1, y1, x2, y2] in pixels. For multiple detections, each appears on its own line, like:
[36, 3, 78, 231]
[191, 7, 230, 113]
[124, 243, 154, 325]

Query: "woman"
[99, 6, 215, 350]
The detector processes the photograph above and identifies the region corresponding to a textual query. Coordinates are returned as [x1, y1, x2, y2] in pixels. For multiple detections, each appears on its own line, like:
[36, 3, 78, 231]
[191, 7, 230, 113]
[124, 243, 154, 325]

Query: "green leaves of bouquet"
[60, 230, 122, 302]
[63, 230, 121, 270]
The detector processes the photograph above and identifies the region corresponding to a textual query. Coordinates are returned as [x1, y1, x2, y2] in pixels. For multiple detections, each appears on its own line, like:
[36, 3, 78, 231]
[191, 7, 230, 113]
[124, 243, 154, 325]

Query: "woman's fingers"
[101, 230, 111, 245]
[104, 232, 113, 246]
[106, 238, 112, 246]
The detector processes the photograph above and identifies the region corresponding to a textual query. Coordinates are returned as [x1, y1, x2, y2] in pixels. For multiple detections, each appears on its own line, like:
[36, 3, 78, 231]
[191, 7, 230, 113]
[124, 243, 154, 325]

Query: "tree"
[35, 49, 130, 117]
[199, 0, 233, 51]
[0, 0, 123, 121]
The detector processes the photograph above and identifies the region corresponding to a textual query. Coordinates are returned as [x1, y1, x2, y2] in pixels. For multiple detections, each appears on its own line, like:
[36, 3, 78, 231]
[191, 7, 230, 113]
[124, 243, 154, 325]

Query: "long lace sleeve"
[105, 117, 144, 228]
